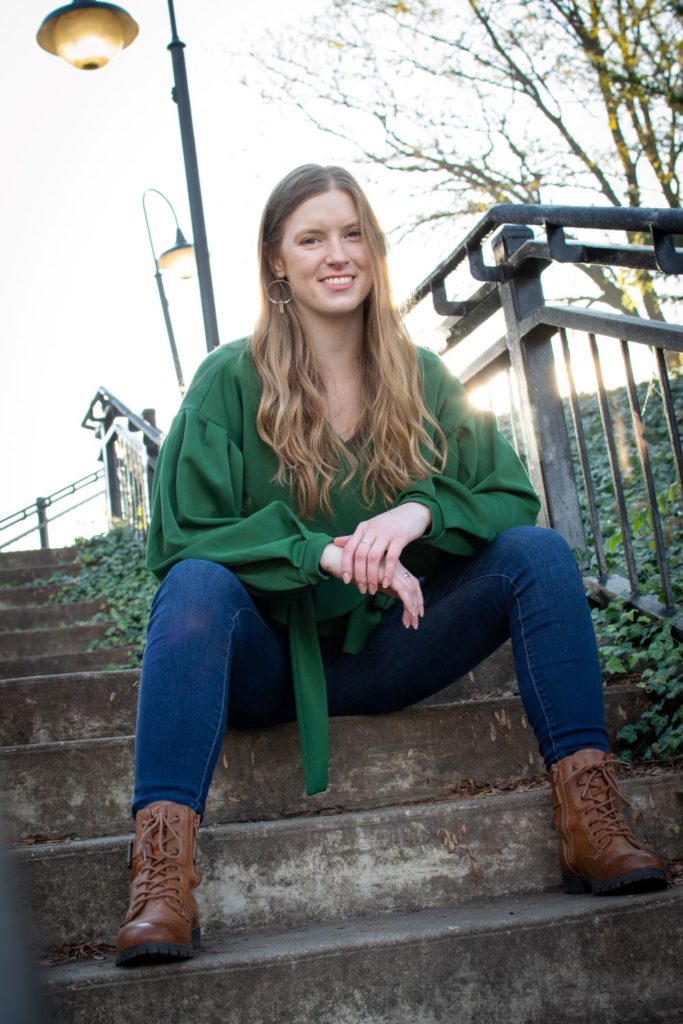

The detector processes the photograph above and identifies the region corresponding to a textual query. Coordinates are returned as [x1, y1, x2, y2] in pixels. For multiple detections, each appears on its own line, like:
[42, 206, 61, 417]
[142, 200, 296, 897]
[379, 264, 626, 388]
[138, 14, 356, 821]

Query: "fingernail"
[343, 573, 350, 584]
[382, 578, 389, 589]
[369, 586, 376, 595]
[359, 585, 366, 595]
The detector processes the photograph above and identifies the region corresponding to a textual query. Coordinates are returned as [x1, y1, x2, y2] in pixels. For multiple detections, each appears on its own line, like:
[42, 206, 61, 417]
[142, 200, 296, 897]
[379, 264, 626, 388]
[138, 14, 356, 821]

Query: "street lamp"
[36, 1, 138, 69]
[143, 188, 196, 395]
[36, 0, 220, 353]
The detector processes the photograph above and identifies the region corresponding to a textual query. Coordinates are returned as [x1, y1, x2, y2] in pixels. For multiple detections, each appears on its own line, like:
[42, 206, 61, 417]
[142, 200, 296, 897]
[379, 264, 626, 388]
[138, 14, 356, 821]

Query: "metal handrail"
[406, 202, 683, 316]
[0, 470, 105, 551]
[82, 386, 163, 449]
[406, 203, 683, 630]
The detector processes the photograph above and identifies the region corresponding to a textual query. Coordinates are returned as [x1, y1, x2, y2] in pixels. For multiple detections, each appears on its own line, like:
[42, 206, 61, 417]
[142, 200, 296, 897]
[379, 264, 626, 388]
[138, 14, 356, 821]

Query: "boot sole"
[562, 869, 668, 896]
[115, 926, 201, 967]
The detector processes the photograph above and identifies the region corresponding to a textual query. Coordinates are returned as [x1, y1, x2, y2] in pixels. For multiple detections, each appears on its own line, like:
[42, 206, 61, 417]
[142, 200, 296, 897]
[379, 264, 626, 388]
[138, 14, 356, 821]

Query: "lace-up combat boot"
[116, 801, 201, 966]
[550, 748, 668, 895]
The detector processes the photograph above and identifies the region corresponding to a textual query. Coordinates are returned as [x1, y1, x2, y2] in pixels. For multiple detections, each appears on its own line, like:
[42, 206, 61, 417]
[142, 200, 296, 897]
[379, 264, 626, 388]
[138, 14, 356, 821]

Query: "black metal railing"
[82, 388, 162, 538]
[407, 203, 683, 628]
[0, 470, 106, 552]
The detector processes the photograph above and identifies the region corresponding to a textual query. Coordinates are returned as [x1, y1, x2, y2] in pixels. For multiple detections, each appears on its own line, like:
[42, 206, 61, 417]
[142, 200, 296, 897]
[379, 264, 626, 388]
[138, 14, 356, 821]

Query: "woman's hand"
[334, 502, 431, 595]
[320, 541, 424, 629]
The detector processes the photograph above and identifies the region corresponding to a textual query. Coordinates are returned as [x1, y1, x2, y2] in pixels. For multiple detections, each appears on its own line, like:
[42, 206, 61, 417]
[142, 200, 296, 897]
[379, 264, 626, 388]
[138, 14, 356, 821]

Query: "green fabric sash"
[288, 591, 329, 795]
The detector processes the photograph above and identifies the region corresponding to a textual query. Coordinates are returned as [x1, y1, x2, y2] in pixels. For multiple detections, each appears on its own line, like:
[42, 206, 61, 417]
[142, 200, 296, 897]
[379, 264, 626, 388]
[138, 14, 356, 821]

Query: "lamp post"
[142, 188, 197, 395]
[36, 0, 221, 354]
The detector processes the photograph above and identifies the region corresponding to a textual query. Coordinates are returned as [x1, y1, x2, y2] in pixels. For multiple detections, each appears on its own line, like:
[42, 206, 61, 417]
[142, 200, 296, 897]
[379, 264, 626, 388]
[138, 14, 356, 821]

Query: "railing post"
[142, 408, 158, 509]
[103, 410, 123, 523]
[493, 225, 586, 552]
[36, 497, 49, 549]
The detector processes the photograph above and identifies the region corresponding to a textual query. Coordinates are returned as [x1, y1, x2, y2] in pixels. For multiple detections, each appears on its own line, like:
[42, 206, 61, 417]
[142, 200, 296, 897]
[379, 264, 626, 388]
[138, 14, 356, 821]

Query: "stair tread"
[41, 886, 683, 1024]
[16, 768, 681, 850]
[0, 546, 78, 569]
[0, 646, 136, 680]
[0, 600, 109, 632]
[44, 884, 683, 977]
[0, 583, 68, 607]
[0, 685, 650, 836]
[0, 561, 82, 584]
[14, 772, 681, 951]
[0, 621, 114, 640]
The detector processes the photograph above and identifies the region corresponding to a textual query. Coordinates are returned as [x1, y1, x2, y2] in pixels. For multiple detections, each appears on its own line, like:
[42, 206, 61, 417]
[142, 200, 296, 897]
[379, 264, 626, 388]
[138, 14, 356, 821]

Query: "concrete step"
[16, 774, 682, 952]
[42, 888, 683, 1024]
[0, 622, 115, 659]
[0, 546, 77, 570]
[0, 670, 140, 745]
[0, 687, 643, 838]
[0, 599, 108, 632]
[0, 582, 68, 608]
[420, 639, 516, 702]
[0, 561, 81, 587]
[0, 646, 136, 681]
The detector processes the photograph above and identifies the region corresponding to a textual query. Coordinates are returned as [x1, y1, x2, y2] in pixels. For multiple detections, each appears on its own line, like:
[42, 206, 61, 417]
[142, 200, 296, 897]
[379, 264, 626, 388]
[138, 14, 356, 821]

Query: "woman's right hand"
[320, 542, 424, 629]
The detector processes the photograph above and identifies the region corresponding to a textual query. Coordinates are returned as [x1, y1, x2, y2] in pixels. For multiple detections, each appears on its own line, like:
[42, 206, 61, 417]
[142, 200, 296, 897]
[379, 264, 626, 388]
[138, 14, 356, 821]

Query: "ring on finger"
[360, 537, 374, 546]
[401, 570, 410, 578]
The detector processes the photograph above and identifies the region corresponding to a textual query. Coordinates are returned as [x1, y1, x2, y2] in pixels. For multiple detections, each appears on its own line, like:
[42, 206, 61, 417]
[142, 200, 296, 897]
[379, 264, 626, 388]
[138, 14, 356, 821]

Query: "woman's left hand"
[334, 501, 431, 595]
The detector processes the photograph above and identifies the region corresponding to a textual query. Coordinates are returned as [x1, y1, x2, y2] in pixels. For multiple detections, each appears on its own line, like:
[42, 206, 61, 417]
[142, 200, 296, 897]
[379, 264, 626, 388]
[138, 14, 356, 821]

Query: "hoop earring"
[266, 278, 293, 314]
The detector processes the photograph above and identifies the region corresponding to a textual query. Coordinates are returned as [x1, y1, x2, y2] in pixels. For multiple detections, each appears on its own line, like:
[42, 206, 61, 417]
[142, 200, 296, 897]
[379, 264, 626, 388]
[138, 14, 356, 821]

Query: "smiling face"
[270, 188, 373, 330]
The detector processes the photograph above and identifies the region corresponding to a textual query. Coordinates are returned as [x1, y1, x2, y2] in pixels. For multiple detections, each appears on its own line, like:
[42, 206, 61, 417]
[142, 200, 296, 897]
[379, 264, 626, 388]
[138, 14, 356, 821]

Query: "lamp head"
[157, 230, 197, 280]
[37, 1, 139, 70]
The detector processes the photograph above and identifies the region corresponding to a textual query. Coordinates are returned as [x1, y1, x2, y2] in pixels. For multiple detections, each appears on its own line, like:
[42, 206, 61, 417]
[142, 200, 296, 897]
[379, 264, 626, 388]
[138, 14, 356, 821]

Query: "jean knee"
[152, 559, 246, 636]
[494, 526, 577, 579]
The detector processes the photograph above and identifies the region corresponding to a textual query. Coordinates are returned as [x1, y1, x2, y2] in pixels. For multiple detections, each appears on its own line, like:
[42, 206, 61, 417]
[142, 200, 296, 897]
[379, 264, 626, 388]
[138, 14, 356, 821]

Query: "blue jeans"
[132, 526, 608, 816]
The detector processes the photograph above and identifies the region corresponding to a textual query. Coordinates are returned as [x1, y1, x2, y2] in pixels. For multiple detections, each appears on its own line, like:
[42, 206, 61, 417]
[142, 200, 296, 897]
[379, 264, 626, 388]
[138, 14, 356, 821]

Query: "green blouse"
[146, 337, 540, 795]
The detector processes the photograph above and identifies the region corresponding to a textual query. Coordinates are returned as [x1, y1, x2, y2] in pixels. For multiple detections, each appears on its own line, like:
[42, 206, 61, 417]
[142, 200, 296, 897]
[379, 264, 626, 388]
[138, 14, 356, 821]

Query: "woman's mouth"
[320, 275, 355, 288]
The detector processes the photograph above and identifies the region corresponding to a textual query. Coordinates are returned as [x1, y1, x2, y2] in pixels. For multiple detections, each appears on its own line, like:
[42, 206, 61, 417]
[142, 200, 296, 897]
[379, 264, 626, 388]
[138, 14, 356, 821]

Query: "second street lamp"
[142, 188, 196, 396]
[36, 0, 220, 354]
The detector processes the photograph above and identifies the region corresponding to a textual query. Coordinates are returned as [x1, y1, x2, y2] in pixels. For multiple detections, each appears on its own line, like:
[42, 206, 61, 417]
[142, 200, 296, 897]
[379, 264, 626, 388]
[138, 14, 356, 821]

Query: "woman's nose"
[325, 237, 349, 264]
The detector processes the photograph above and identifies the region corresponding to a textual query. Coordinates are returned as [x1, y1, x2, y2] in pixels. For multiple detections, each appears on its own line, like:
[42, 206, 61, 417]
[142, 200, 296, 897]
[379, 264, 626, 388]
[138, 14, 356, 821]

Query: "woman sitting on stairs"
[115, 164, 667, 967]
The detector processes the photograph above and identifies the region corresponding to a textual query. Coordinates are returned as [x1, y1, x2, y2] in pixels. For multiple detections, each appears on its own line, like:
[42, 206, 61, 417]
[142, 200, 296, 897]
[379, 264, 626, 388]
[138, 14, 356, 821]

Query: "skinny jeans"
[132, 525, 608, 816]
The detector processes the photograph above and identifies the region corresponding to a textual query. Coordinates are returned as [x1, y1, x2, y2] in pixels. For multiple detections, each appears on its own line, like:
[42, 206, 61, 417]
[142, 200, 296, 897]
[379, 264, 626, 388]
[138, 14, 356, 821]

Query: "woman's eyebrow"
[294, 222, 360, 236]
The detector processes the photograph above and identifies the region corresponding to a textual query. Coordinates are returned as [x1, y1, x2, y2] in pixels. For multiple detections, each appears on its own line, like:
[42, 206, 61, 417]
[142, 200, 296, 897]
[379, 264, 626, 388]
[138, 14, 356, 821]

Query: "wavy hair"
[250, 164, 445, 518]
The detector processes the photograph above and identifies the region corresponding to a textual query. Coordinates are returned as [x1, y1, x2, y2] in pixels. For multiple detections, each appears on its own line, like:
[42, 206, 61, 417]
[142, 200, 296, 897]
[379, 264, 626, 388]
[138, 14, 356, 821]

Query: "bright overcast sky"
[5, 0, 437, 546]
[2, 1, 663, 549]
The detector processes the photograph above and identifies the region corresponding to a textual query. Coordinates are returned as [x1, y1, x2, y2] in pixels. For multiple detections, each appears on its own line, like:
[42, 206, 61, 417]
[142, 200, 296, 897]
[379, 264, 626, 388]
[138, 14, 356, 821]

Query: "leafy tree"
[250, 0, 682, 316]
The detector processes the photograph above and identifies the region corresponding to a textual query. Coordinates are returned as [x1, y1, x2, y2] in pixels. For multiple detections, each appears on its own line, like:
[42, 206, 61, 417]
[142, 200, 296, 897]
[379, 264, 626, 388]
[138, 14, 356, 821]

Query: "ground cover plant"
[564, 372, 682, 760]
[54, 526, 157, 664]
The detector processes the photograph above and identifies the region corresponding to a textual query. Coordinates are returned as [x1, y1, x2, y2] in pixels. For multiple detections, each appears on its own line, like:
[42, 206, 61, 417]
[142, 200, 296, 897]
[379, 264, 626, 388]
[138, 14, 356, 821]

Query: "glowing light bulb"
[52, 8, 125, 69]
[158, 244, 197, 280]
[37, 3, 139, 71]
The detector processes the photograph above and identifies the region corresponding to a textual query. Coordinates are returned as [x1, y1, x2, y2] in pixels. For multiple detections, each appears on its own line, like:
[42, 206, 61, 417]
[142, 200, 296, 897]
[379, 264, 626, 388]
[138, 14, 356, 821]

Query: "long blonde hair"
[251, 164, 445, 519]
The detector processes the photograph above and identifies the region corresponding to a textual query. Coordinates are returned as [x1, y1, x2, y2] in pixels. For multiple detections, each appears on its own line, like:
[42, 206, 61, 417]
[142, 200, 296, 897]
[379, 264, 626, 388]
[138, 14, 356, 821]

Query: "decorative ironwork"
[82, 388, 162, 540]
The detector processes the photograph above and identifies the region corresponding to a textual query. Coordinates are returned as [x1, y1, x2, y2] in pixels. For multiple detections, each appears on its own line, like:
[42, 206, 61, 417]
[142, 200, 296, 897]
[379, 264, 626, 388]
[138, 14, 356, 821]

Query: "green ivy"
[53, 527, 157, 664]
[592, 599, 683, 762]
[567, 374, 683, 607]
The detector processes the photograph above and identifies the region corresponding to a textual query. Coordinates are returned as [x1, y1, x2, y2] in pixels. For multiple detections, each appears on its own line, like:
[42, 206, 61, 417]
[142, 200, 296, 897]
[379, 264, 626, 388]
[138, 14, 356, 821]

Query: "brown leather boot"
[550, 748, 668, 895]
[116, 800, 201, 966]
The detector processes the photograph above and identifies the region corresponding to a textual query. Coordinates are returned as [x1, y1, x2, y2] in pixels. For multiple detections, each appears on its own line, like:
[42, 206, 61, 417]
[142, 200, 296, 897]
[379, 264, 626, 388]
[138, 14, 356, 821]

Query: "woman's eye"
[301, 236, 319, 246]
[347, 229, 362, 239]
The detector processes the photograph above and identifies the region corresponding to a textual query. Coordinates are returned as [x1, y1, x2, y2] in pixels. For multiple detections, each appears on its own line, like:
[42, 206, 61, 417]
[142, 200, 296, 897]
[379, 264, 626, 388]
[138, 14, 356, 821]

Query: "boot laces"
[129, 807, 186, 915]
[577, 759, 637, 849]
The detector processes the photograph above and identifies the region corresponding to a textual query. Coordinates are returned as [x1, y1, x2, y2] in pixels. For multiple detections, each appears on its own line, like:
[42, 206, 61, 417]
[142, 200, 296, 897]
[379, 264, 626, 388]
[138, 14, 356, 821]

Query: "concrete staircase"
[1, 545, 681, 1024]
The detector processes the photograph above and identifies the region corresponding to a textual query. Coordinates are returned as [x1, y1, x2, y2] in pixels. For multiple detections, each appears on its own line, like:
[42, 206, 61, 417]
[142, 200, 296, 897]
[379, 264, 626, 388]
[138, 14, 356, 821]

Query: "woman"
[115, 164, 666, 967]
